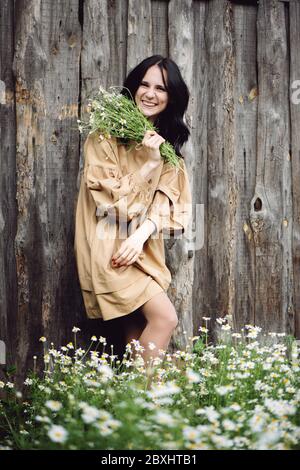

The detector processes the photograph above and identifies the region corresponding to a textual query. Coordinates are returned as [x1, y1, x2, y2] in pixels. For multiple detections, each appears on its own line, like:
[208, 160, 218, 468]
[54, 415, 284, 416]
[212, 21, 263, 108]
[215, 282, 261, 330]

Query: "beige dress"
[74, 130, 192, 321]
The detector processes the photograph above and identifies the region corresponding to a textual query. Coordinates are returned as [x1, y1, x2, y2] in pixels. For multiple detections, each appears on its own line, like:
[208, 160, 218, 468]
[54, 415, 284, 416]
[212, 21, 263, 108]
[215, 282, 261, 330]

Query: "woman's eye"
[140, 83, 166, 91]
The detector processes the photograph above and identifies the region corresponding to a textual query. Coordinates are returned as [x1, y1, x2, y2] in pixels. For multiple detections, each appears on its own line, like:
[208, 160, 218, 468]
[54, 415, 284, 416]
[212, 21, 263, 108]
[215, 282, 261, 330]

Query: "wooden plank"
[107, 0, 128, 89]
[168, 0, 195, 349]
[127, 0, 153, 73]
[192, 0, 209, 335]
[81, 0, 110, 102]
[233, 2, 258, 330]
[204, 0, 237, 340]
[13, 0, 81, 385]
[290, 0, 300, 337]
[253, 0, 293, 333]
[0, 0, 18, 375]
[151, 0, 169, 57]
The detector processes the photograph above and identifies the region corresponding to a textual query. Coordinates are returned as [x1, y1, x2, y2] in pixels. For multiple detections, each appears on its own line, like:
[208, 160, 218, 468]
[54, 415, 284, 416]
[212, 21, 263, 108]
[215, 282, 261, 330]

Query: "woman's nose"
[145, 88, 156, 98]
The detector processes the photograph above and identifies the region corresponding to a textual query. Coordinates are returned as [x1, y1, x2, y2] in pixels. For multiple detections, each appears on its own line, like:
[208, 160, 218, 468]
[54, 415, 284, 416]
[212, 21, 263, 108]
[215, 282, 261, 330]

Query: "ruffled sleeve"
[146, 158, 192, 237]
[83, 132, 152, 221]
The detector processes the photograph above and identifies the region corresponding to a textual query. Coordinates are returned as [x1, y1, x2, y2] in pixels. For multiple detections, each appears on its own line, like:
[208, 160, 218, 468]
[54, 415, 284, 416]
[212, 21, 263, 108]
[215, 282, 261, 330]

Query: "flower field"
[1, 316, 300, 450]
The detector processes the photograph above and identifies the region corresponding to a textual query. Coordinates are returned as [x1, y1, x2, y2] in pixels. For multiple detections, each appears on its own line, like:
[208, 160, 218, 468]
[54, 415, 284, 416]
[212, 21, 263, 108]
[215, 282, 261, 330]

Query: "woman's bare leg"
[135, 292, 178, 365]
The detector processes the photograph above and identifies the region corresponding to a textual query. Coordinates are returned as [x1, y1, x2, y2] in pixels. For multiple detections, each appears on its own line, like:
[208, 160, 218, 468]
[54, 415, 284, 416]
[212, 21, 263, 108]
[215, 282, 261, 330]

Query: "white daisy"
[47, 424, 68, 443]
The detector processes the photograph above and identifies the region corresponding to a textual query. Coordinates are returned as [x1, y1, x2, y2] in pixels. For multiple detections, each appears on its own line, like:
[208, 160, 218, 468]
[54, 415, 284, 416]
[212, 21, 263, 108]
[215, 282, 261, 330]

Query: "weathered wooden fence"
[1, 0, 300, 383]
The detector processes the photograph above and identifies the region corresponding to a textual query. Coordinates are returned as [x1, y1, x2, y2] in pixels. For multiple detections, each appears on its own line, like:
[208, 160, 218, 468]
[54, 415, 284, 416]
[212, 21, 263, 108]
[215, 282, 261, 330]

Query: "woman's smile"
[135, 64, 169, 122]
[141, 101, 157, 107]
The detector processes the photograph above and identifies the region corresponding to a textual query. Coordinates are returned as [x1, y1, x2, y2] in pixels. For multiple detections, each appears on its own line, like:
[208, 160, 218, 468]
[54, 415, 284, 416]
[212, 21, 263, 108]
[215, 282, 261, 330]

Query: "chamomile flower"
[45, 400, 63, 412]
[72, 327, 81, 333]
[47, 425, 68, 443]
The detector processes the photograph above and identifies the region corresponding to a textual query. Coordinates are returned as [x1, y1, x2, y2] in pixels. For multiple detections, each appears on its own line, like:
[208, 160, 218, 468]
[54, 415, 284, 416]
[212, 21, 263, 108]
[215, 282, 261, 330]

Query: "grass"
[0, 316, 300, 450]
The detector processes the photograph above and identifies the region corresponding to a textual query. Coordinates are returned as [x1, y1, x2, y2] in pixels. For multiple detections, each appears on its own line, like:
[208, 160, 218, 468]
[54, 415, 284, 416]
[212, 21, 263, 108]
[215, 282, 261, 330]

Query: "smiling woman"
[74, 55, 192, 368]
[134, 65, 169, 123]
[120, 55, 190, 157]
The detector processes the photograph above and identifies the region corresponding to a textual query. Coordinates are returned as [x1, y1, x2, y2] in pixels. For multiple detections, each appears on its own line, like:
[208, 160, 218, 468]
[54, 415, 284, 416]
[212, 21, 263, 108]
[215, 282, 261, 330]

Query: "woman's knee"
[141, 295, 179, 331]
[168, 312, 179, 330]
[149, 312, 178, 331]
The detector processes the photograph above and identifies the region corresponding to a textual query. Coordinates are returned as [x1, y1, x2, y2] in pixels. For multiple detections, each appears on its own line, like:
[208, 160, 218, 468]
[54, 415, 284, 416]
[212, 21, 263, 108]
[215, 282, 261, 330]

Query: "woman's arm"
[111, 218, 157, 268]
[134, 218, 157, 240]
[146, 159, 192, 237]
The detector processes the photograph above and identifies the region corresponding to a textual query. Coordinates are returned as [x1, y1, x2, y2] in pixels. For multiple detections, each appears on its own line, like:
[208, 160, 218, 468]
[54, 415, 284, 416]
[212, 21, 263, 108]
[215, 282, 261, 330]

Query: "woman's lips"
[141, 101, 157, 107]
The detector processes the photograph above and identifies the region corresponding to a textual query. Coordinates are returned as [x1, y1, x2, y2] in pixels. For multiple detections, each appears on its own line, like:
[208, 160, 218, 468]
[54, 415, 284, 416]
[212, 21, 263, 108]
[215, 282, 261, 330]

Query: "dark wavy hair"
[120, 55, 190, 158]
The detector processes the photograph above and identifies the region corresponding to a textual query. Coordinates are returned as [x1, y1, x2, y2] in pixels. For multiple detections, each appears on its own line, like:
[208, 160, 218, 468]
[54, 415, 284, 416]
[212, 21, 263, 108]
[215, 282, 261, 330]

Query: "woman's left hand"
[111, 232, 145, 267]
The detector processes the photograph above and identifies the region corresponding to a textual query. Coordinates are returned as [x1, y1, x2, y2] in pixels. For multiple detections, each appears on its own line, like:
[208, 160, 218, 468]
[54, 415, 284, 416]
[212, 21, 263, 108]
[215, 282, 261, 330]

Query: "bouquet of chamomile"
[77, 86, 181, 168]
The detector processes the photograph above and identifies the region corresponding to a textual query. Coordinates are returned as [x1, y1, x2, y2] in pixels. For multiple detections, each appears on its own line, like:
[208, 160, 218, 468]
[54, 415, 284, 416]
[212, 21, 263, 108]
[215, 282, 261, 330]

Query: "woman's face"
[134, 65, 169, 123]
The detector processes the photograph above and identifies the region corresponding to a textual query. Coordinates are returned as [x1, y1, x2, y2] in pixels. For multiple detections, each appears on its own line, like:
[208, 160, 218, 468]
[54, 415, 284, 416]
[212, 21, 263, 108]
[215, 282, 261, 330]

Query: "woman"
[74, 55, 192, 366]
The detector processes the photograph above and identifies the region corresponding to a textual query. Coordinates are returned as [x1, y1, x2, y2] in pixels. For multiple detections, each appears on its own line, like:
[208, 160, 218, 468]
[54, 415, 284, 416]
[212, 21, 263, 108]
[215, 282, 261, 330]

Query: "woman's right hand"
[141, 130, 165, 164]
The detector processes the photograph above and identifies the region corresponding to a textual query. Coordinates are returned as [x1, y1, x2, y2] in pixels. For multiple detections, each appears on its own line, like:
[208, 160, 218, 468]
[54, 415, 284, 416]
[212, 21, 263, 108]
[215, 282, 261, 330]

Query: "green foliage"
[77, 86, 183, 169]
[1, 320, 300, 450]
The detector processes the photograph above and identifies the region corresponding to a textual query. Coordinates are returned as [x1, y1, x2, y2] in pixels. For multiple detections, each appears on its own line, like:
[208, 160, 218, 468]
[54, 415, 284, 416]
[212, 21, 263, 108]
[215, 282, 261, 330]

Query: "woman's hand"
[142, 130, 165, 164]
[111, 232, 145, 267]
